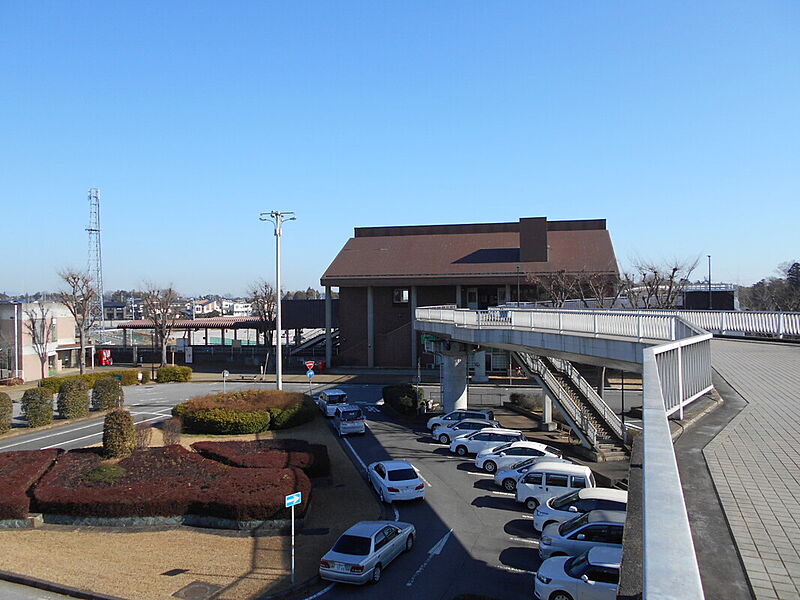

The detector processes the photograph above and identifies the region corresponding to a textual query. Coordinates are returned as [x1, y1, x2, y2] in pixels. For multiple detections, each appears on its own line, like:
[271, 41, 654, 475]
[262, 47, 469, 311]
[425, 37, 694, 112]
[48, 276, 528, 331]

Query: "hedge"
[33, 445, 312, 521]
[156, 365, 193, 383]
[103, 409, 136, 458]
[22, 388, 53, 428]
[39, 369, 149, 394]
[0, 392, 12, 435]
[382, 384, 425, 416]
[192, 439, 331, 478]
[57, 380, 90, 420]
[92, 377, 125, 411]
[0, 450, 60, 519]
[173, 390, 314, 434]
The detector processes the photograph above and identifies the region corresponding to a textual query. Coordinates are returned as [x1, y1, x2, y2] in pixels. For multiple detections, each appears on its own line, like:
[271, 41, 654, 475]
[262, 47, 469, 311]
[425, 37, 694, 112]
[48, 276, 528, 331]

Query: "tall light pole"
[260, 211, 296, 390]
[516, 265, 521, 306]
[707, 254, 712, 310]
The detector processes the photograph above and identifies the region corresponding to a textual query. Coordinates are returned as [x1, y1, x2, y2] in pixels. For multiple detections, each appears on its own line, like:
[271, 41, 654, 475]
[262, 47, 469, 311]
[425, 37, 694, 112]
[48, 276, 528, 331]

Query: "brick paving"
[706, 339, 800, 600]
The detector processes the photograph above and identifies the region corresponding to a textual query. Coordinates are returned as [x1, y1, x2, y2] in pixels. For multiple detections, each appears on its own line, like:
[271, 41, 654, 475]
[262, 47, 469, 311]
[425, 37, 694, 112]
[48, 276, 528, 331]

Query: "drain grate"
[172, 581, 223, 600]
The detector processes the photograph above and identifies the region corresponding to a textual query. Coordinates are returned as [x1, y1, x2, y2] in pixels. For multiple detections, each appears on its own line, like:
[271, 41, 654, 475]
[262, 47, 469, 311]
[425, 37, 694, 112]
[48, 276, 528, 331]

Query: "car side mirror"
[568, 506, 578, 512]
[581, 574, 594, 584]
[576, 533, 586, 540]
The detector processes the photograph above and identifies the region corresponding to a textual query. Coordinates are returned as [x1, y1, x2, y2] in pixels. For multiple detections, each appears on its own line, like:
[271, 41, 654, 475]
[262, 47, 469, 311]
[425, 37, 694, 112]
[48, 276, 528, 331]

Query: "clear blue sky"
[2, 1, 798, 296]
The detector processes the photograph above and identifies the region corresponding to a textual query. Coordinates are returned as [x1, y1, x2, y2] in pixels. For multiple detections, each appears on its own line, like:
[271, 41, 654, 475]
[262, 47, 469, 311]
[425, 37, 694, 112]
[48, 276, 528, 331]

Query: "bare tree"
[141, 283, 181, 365]
[24, 303, 55, 380]
[621, 258, 700, 309]
[248, 279, 277, 347]
[56, 269, 97, 375]
[526, 270, 579, 307]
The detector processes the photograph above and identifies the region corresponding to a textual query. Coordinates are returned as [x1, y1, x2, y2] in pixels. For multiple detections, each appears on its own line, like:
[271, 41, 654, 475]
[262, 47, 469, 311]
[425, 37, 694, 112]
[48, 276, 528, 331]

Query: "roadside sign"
[306, 369, 315, 378]
[304, 361, 315, 370]
[222, 370, 230, 377]
[285, 492, 302, 508]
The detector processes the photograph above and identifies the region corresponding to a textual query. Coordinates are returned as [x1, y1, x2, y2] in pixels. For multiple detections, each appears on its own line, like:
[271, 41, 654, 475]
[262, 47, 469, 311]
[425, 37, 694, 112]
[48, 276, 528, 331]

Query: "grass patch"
[83, 463, 128, 484]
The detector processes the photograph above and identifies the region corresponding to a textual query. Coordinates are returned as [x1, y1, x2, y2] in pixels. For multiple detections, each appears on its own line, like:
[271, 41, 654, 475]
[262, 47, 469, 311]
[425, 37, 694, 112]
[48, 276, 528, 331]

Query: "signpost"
[304, 361, 315, 371]
[285, 491, 302, 584]
[222, 369, 229, 393]
[306, 369, 314, 395]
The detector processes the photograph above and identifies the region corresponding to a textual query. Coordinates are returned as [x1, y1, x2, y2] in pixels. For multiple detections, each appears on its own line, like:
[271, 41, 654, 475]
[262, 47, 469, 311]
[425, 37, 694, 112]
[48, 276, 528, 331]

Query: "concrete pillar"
[540, 388, 557, 431]
[325, 286, 332, 367]
[504, 284, 511, 305]
[205, 329, 209, 345]
[456, 285, 462, 308]
[233, 329, 238, 341]
[132, 345, 138, 365]
[220, 328, 225, 346]
[122, 329, 128, 348]
[441, 353, 468, 412]
[367, 286, 375, 368]
[472, 350, 489, 383]
[410, 286, 418, 369]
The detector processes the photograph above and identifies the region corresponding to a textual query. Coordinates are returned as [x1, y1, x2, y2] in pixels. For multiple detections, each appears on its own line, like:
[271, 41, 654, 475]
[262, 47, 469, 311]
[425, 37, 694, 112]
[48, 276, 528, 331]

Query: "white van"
[333, 404, 366, 436]
[317, 388, 348, 417]
[515, 461, 596, 511]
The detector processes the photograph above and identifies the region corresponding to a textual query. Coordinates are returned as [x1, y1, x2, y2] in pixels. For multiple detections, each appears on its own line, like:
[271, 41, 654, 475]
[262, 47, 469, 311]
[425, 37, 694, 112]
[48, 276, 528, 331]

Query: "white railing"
[546, 356, 624, 441]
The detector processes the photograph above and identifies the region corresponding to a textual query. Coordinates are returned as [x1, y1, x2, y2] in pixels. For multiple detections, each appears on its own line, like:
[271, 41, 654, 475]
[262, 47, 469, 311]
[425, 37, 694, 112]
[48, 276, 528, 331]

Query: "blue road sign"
[285, 492, 302, 508]
[306, 369, 315, 378]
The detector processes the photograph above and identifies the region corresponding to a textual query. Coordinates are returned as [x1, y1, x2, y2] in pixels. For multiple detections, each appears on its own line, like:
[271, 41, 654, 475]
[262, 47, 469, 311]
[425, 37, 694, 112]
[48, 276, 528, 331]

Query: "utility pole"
[87, 188, 105, 344]
[707, 254, 712, 310]
[260, 211, 296, 390]
[516, 265, 521, 306]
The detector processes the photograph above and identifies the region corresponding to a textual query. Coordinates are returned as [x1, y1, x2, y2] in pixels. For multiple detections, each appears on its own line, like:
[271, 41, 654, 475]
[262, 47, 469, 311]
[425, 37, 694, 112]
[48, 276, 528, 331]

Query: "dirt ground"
[0, 414, 380, 600]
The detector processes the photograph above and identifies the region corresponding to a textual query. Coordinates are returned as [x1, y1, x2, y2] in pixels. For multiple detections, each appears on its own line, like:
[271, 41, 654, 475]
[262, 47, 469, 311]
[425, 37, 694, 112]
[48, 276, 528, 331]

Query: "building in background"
[321, 217, 618, 369]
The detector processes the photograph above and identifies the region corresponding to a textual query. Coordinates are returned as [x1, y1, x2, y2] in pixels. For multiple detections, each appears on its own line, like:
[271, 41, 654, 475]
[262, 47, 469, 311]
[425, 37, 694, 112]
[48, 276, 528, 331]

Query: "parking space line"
[339, 435, 367, 472]
[413, 466, 432, 488]
[495, 564, 537, 575]
[466, 471, 493, 477]
[510, 537, 539, 546]
[490, 490, 515, 497]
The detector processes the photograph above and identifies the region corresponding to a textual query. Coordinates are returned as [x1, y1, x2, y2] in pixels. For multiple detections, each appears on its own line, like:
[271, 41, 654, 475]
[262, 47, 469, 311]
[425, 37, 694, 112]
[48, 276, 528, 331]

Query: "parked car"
[475, 440, 562, 473]
[426, 409, 494, 432]
[533, 488, 628, 532]
[435, 418, 500, 445]
[333, 404, 366, 436]
[515, 461, 596, 510]
[539, 510, 626, 560]
[534, 546, 622, 600]
[317, 388, 349, 417]
[367, 460, 426, 503]
[449, 428, 526, 456]
[319, 520, 416, 584]
[494, 457, 572, 492]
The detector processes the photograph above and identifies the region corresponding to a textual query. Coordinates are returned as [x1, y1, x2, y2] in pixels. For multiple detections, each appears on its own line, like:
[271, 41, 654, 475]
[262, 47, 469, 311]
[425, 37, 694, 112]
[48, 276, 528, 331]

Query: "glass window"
[606, 525, 624, 544]
[340, 410, 362, 421]
[552, 490, 582, 511]
[373, 531, 388, 550]
[571, 476, 588, 489]
[565, 553, 590, 579]
[387, 469, 417, 482]
[547, 474, 569, 487]
[559, 512, 590, 536]
[524, 472, 543, 485]
[598, 500, 627, 511]
[393, 288, 409, 303]
[473, 433, 491, 441]
[586, 567, 619, 585]
[333, 535, 372, 555]
[492, 443, 513, 454]
[545, 446, 562, 457]
[577, 525, 607, 542]
[374, 464, 385, 478]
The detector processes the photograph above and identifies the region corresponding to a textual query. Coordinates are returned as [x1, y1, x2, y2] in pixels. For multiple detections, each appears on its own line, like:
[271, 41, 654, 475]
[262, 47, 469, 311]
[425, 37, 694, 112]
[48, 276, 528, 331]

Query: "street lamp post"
[707, 254, 712, 310]
[516, 265, 521, 306]
[260, 211, 296, 390]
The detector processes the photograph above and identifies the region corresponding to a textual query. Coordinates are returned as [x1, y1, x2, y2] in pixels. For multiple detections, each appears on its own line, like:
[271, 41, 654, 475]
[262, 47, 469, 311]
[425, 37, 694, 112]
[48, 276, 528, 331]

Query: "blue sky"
[2, 1, 798, 296]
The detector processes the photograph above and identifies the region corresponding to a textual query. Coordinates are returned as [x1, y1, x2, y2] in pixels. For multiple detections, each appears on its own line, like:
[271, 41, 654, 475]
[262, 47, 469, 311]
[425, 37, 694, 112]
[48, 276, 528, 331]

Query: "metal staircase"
[512, 351, 628, 460]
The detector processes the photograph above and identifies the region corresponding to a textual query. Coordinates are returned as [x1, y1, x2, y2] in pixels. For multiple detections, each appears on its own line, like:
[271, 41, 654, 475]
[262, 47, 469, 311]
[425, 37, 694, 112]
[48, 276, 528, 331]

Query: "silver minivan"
[515, 461, 596, 511]
[317, 388, 348, 417]
[333, 404, 366, 436]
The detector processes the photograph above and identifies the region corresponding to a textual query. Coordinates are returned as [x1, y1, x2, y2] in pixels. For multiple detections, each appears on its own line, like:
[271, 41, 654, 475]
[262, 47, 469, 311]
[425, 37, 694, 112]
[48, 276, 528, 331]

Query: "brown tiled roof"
[321, 218, 618, 287]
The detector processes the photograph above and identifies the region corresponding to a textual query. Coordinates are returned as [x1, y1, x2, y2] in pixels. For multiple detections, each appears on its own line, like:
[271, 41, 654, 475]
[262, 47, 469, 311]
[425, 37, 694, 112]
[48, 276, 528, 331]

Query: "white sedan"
[475, 440, 562, 473]
[494, 456, 571, 492]
[434, 418, 499, 445]
[534, 546, 621, 600]
[367, 460, 425, 503]
[448, 428, 526, 456]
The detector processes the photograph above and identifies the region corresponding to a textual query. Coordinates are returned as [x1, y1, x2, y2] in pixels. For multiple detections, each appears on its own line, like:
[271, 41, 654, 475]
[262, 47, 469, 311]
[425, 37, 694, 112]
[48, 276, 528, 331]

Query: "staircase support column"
[472, 350, 489, 383]
[441, 351, 468, 412]
[541, 390, 556, 432]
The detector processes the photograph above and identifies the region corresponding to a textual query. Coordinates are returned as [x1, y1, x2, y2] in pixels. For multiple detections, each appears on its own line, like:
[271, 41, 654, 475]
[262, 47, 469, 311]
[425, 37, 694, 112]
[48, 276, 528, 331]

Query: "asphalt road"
[2, 382, 544, 600]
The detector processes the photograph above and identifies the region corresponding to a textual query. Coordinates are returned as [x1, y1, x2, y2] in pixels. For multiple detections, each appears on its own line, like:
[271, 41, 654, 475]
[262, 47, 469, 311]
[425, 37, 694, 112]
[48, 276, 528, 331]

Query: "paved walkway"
[706, 339, 800, 600]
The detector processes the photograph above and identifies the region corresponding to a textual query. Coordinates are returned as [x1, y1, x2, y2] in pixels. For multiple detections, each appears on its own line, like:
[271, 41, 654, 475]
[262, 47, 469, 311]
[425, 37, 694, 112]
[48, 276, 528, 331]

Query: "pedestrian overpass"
[414, 306, 799, 600]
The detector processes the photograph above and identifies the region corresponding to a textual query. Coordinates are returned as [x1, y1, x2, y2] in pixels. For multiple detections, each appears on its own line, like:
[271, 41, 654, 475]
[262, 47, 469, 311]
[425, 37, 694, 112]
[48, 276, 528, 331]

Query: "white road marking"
[405, 529, 453, 587]
[495, 564, 538, 575]
[0, 421, 109, 450]
[510, 537, 540, 546]
[490, 490, 515, 497]
[339, 435, 368, 472]
[40, 412, 173, 449]
[413, 466, 432, 488]
[466, 471, 493, 477]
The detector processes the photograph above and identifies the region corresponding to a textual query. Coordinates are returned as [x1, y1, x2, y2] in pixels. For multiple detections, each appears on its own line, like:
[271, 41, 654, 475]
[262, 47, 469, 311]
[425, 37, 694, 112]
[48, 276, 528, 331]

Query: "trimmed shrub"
[22, 388, 53, 428]
[39, 369, 146, 394]
[0, 392, 12, 435]
[134, 422, 153, 450]
[161, 417, 182, 445]
[180, 408, 271, 435]
[57, 380, 90, 420]
[192, 439, 331, 478]
[0, 449, 60, 519]
[268, 396, 316, 429]
[156, 365, 193, 383]
[382, 384, 425, 416]
[103, 409, 135, 458]
[140, 370, 151, 384]
[92, 377, 125, 411]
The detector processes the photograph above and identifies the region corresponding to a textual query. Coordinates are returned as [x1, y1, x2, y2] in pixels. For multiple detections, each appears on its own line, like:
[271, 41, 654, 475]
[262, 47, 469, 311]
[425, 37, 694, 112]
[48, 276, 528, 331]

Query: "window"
[586, 567, 619, 585]
[546, 474, 569, 487]
[473, 433, 492, 441]
[524, 473, 543, 485]
[578, 525, 607, 542]
[606, 525, 624, 544]
[393, 288, 409, 304]
[374, 464, 386, 478]
[571, 476, 588, 489]
[373, 531, 388, 551]
[387, 469, 417, 482]
[333, 535, 372, 555]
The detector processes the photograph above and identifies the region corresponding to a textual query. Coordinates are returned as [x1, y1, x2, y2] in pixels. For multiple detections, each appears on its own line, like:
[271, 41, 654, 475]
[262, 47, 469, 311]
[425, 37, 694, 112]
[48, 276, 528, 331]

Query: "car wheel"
[371, 564, 382, 584]
[438, 433, 450, 444]
[483, 460, 497, 473]
[525, 498, 539, 511]
[455, 445, 468, 457]
[549, 592, 574, 600]
[405, 534, 414, 552]
[502, 478, 517, 492]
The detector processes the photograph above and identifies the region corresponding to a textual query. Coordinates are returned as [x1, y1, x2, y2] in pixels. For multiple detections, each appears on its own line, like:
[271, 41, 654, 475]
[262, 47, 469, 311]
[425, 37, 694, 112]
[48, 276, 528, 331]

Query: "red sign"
[305, 361, 316, 370]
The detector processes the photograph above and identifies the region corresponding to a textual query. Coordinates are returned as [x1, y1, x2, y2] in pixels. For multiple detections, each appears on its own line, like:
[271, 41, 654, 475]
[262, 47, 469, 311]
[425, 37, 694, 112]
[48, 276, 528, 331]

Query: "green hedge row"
[156, 366, 193, 383]
[382, 384, 425, 416]
[269, 397, 317, 430]
[177, 407, 272, 435]
[22, 389, 53, 428]
[39, 369, 150, 394]
[0, 392, 11, 435]
[57, 380, 90, 420]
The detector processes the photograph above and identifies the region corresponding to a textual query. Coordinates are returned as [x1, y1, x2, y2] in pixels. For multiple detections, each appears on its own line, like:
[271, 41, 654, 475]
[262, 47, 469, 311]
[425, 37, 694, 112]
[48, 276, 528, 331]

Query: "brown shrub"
[134, 422, 153, 450]
[161, 417, 182, 446]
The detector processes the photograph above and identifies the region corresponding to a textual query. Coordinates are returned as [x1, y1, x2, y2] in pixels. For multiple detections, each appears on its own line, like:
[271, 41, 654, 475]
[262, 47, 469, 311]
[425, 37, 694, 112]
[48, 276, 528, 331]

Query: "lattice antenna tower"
[86, 188, 105, 342]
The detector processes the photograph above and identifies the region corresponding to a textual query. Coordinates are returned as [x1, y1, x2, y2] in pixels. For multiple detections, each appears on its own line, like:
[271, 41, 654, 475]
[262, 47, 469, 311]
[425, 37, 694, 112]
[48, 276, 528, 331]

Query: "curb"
[0, 569, 128, 600]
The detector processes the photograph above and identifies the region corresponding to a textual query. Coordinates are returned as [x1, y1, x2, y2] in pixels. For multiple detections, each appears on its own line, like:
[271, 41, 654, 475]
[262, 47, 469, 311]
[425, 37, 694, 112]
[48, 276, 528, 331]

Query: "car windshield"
[332, 535, 371, 556]
[328, 395, 347, 404]
[552, 490, 582, 510]
[387, 468, 417, 481]
[545, 445, 562, 457]
[340, 410, 362, 421]
[559, 512, 590, 536]
[491, 442, 513, 454]
[564, 552, 590, 578]
[510, 458, 537, 470]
